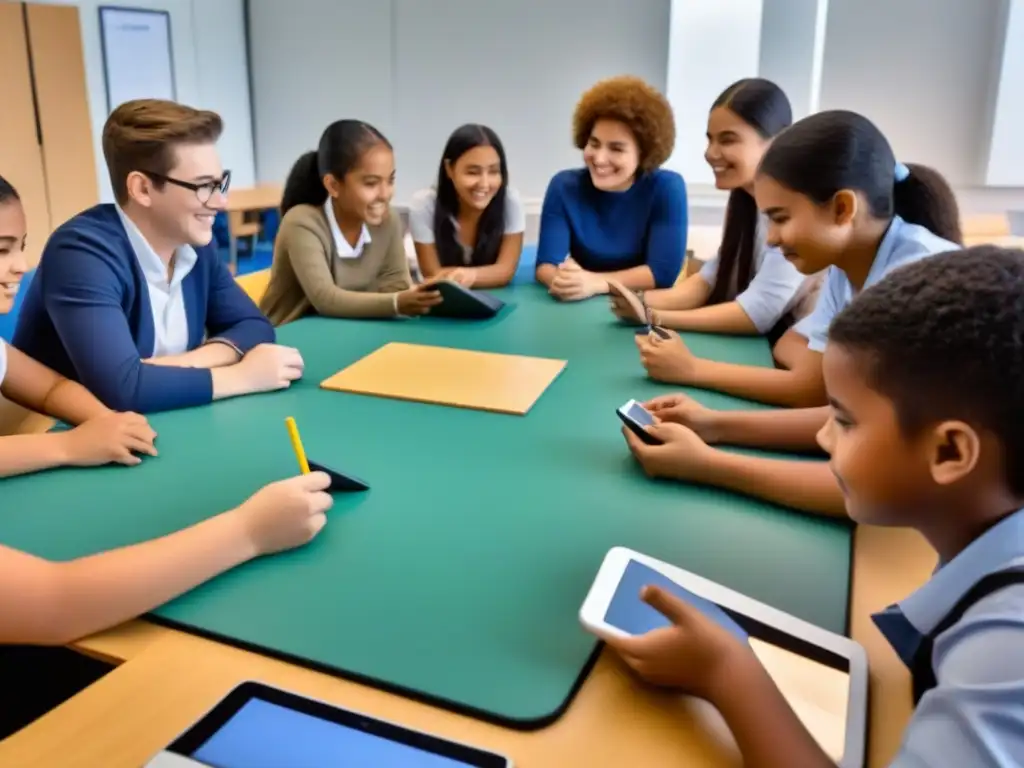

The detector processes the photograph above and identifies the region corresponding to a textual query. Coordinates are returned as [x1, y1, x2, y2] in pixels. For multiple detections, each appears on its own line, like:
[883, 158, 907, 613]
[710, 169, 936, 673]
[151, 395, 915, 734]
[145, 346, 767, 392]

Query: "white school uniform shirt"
[792, 216, 959, 352]
[323, 199, 372, 259]
[697, 215, 810, 333]
[0, 339, 7, 387]
[115, 205, 197, 358]
[407, 187, 527, 264]
[323, 199, 403, 314]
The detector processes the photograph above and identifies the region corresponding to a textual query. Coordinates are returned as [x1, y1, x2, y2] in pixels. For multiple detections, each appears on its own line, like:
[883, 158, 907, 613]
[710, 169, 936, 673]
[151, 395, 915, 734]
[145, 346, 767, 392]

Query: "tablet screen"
[188, 699, 473, 767]
[605, 560, 850, 761]
[155, 684, 508, 768]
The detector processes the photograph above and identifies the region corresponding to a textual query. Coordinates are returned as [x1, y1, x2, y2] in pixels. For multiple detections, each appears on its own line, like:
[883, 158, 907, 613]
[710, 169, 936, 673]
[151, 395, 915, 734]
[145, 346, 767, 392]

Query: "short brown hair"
[572, 76, 676, 172]
[102, 99, 223, 204]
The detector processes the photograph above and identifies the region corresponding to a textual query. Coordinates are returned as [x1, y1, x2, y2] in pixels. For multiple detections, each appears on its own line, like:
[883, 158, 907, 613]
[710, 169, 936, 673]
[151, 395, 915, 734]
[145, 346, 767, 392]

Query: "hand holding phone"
[616, 399, 663, 445]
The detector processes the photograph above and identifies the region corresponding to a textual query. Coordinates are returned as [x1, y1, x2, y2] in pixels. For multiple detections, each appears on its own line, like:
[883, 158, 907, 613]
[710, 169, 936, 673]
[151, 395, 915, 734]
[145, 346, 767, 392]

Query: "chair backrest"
[235, 269, 271, 304]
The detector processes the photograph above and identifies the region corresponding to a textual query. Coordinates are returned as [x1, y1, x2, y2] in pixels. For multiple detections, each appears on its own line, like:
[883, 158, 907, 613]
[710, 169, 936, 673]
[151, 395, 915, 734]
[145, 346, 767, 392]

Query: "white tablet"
[580, 547, 868, 768]
[143, 681, 513, 768]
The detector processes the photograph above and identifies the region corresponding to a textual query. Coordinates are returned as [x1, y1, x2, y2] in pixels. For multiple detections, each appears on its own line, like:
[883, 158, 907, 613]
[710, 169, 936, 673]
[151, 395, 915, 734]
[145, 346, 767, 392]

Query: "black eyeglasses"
[141, 169, 231, 205]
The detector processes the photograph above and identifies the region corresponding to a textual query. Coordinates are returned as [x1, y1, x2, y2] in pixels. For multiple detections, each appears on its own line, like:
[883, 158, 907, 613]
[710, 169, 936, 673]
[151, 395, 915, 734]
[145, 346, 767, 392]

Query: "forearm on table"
[36, 379, 109, 424]
[465, 262, 516, 289]
[643, 275, 711, 311]
[0, 434, 71, 478]
[145, 342, 241, 369]
[16, 510, 255, 645]
[699, 449, 847, 518]
[712, 653, 835, 768]
[599, 264, 655, 291]
[710, 407, 829, 451]
[0, 349, 108, 425]
[657, 302, 758, 335]
[688, 359, 827, 408]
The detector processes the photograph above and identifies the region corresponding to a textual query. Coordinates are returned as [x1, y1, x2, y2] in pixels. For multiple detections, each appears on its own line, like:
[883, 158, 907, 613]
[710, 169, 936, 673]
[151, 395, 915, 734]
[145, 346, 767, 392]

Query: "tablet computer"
[143, 681, 513, 767]
[580, 547, 868, 768]
[427, 280, 505, 320]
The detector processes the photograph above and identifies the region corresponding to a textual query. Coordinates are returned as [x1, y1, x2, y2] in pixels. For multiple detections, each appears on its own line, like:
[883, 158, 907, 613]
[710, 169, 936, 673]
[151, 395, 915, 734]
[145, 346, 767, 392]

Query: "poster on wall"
[99, 6, 176, 112]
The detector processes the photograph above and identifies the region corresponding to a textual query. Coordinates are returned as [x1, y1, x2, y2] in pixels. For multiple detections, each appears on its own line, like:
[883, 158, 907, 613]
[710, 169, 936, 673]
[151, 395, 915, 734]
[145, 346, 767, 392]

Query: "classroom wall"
[24, 0, 256, 203]
[247, 0, 1023, 214]
[247, 0, 670, 205]
[817, 0, 1008, 188]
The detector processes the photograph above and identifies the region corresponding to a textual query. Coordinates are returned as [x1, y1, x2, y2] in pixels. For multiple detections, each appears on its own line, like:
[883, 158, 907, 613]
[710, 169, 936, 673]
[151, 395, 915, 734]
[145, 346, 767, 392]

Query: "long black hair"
[280, 120, 391, 218]
[433, 124, 509, 268]
[707, 79, 792, 305]
[758, 110, 963, 245]
[0, 175, 20, 205]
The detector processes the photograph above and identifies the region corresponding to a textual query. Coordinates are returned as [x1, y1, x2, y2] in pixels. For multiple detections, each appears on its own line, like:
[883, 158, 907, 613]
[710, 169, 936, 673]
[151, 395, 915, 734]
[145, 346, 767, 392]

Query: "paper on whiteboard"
[100, 7, 176, 111]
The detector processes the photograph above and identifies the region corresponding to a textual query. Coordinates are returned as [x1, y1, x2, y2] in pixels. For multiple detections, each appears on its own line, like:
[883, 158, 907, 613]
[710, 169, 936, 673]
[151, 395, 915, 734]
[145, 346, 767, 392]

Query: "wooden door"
[26, 2, 99, 230]
[0, 1, 50, 268]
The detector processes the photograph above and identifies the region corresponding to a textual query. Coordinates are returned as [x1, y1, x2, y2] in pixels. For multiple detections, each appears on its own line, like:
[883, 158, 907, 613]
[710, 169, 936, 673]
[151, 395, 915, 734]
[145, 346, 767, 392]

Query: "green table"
[0, 285, 851, 728]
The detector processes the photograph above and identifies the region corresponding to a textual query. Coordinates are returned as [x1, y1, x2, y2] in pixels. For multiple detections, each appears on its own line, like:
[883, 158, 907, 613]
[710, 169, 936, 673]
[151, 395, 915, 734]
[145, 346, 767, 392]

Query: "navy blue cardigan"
[13, 205, 275, 413]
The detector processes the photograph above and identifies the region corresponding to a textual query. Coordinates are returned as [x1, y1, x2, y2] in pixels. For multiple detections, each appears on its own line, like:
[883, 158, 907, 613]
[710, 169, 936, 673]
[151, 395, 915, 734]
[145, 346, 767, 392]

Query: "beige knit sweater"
[259, 203, 411, 326]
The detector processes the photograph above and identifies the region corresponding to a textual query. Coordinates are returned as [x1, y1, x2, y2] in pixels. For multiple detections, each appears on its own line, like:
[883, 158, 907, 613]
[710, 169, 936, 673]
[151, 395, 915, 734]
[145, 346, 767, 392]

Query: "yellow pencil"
[285, 416, 310, 475]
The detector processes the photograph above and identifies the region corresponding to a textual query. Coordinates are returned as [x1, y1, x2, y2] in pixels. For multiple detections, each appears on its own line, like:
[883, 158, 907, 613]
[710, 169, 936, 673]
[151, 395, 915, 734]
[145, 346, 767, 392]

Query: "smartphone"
[616, 399, 662, 445]
[579, 547, 748, 642]
[634, 326, 671, 340]
[607, 280, 647, 324]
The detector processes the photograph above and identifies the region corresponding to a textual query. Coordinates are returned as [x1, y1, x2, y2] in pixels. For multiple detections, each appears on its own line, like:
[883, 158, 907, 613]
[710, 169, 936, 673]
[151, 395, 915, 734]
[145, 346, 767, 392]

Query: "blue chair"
[0, 268, 35, 342]
[513, 244, 538, 285]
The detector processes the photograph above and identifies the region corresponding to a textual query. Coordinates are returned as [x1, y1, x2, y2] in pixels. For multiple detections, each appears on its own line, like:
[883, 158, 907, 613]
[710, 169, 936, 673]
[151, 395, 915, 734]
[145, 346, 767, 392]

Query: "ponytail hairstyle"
[707, 79, 793, 305]
[433, 124, 509, 268]
[758, 110, 963, 245]
[280, 120, 392, 218]
[0, 174, 20, 205]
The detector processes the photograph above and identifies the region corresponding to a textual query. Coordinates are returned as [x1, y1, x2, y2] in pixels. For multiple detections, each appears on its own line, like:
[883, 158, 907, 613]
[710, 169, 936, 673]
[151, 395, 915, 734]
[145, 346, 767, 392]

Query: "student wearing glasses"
[13, 100, 301, 414]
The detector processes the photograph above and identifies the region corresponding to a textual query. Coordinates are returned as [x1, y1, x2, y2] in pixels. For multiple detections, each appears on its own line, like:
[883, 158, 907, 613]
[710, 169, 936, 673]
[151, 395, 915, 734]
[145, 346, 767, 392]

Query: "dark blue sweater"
[13, 205, 275, 413]
[534, 168, 688, 288]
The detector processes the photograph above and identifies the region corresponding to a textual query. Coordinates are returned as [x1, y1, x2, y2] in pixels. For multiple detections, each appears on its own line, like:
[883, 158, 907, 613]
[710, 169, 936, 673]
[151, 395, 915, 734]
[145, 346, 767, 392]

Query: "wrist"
[216, 505, 262, 562]
[704, 641, 762, 708]
[52, 431, 78, 466]
[211, 363, 249, 400]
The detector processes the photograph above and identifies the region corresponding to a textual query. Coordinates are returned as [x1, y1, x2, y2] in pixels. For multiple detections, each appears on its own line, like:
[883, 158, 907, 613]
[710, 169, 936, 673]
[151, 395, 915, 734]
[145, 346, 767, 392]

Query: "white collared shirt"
[324, 199, 371, 259]
[116, 205, 198, 358]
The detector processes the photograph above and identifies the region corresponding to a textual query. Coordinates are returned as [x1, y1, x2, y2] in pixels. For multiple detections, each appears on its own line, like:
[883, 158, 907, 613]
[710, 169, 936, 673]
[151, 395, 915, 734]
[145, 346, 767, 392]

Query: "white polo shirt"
[115, 206, 197, 358]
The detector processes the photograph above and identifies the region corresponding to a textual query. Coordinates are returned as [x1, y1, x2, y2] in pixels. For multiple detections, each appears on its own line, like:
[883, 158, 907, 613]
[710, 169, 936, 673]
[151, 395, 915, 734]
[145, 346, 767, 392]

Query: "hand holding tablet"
[425, 279, 506, 320]
[580, 548, 868, 767]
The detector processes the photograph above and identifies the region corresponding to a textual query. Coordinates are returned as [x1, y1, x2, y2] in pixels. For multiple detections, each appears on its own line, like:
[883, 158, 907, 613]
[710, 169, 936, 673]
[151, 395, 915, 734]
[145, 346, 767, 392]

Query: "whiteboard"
[99, 6, 176, 112]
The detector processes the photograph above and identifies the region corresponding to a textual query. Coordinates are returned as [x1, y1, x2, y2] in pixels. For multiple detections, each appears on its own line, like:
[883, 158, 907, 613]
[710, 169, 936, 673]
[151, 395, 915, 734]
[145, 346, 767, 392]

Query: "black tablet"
[143, 681, 513, 767]
[427, 280, 505, 320]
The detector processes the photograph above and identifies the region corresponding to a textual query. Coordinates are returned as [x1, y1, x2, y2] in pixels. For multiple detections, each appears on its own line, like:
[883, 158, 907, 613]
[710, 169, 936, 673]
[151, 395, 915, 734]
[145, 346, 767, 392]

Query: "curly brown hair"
[572, 76, 676, 172]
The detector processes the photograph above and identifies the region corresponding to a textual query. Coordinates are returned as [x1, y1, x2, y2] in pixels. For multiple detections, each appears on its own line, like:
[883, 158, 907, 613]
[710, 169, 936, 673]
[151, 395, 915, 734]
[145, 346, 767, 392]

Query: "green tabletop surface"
[0, 285, 851, 728]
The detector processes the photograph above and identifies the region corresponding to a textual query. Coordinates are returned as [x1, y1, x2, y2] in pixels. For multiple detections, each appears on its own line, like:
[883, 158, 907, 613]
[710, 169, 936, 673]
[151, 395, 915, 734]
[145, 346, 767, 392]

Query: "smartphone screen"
[623, 402, 655, 429]
[604, 560, 748, 640]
